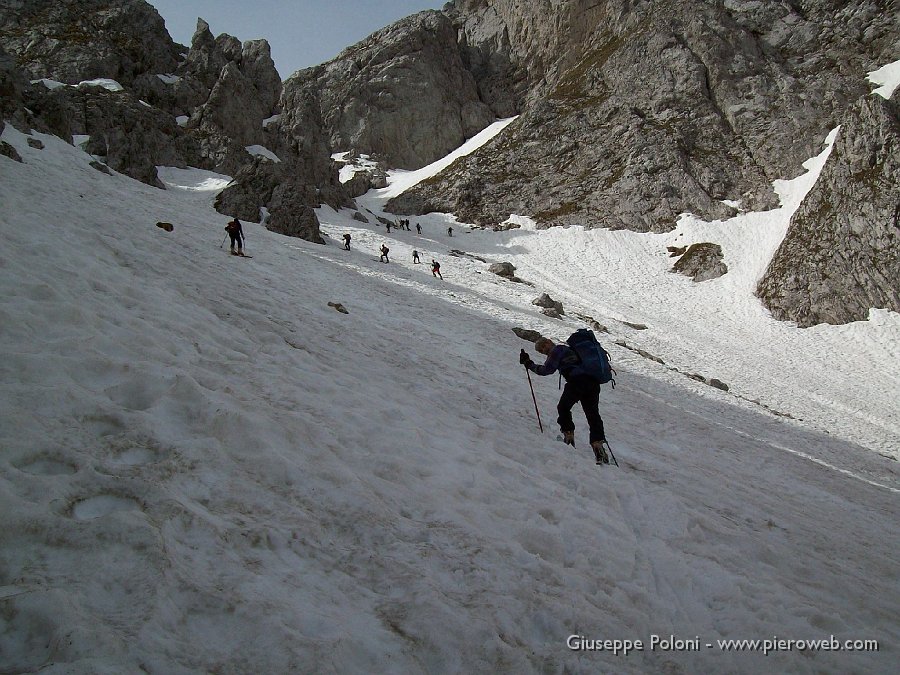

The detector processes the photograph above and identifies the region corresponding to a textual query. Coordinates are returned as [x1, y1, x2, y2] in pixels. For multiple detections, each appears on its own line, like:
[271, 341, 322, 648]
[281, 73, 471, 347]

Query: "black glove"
[519, 349, 533, 366]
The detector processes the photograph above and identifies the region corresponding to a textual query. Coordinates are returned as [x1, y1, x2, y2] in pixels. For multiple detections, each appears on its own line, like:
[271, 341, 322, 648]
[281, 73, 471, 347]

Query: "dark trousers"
[557, 375, 605, 443]
[229, 234, 242, 249]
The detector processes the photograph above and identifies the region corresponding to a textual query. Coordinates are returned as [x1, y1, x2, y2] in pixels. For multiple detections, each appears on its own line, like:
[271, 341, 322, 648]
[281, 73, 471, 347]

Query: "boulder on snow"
[671, 243, 727, 282]
[532, 292, 564, 315]
[489, 262, 517, 278]
[1, 140, 22, 162]
[512, 327, 543, 343]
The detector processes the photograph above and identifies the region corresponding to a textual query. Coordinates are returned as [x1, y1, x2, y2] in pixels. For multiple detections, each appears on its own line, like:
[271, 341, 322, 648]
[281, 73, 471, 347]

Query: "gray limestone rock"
[384, 0, 894, 233]
[191, 61, 267, 148]
[283, 10, 494, 169]
[532, 293, 565, 315]
[488, 262, 516, 278]
[0, 45, 36, 132]
[266, 181, 324, 244]
[328, 302, 349, 314]
[757, 92, 900, 327]
[214, 157, 279, 222]
[89, 160, 112, 175]
[1, 140, 22, 162]
[25, 82, 188, 187]
[342, 170, 375, 199]
[273, 80, 350, 212]
[0, 0, 182, 85]
[512, 327, 543, 343]
[671, 243, 728, 282]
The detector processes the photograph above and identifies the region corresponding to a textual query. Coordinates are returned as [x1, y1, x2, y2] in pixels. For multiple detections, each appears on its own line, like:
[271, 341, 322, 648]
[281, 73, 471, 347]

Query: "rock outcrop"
[0, 3, 345, 244]
[282, 11, 494, 169]
[0, 45, 35, 134]
[0, 0, 182, 85]
[671, 243, 728, 283]
[532, 293, 565, 315]
[386, 0, 895, 232]
[757, 91, 900, 326]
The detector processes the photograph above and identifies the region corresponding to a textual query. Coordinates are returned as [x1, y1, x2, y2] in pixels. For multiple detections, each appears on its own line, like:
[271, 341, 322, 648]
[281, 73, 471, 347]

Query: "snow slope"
[0, 123, 897, 674]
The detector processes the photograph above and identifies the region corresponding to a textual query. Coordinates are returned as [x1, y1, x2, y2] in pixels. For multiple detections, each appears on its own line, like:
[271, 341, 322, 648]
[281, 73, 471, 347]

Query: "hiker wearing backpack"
[225, 218, 244, 255]
[519, 331, 613, 464]
[412, 250, 421, 264]
[380, 244, 390, 263]
[343, 233, 351, 250]
[431, 259, 442, 279]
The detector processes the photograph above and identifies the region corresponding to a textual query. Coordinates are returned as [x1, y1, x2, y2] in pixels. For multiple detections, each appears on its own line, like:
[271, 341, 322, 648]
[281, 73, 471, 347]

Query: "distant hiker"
[406, 221, 411, 231]
[447, 226, 453, 237]
[343, 233, 351, 250]
[431, 259, 442, 279]
[380, 244, 390, 263]
[413, 250, 421, 264]
[416, 223, 422, 234]
[225, 218, 244, 255]
[520, 336, 609, 464]
[386, 222, 392, 233]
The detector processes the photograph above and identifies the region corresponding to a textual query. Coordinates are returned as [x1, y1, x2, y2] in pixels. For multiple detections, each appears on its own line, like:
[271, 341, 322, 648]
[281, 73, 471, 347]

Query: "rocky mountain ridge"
[308, 0, 899, 325]
[0, 0, 348, 242]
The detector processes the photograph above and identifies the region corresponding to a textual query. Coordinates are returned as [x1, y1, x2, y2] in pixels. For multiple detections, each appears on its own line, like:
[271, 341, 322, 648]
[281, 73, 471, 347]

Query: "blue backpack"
[566, 329, 615, 386]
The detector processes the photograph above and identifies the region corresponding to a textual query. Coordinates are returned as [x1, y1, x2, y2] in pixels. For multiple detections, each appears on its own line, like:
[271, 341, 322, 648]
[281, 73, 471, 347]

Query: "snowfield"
[0, 120, 897, 674]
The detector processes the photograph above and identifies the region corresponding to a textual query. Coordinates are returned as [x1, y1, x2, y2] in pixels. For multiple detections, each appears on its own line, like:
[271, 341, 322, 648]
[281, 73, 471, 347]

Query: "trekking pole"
[220, 234, 228, 248]
[525, 367, 544, 433]
[605, 439, 619, 467]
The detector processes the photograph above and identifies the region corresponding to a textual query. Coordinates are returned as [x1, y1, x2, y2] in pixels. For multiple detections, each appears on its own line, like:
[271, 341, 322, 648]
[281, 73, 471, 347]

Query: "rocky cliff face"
[387, 0, 896, 232]
[0, 1, 347, 243]
[0, 0, 182, 85]
[282, 10, 495, 170]
[757, 91, 900, 326]
[0, 45, 35, 134]
[359, 0, 896, 324]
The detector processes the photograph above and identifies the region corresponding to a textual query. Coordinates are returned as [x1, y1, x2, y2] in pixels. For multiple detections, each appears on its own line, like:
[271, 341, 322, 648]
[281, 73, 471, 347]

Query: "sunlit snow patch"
[867, 59, 900, 99]
[332, 152, 380, 183]
[375, 116, 519, 200]
[157, 73, 181, 84]
[78, 78, 124, 92]
[157, 166, 232, 192]
[501, 214, 538, 230]
[245, 145, 281, 163]
[771, 126, 839, 210]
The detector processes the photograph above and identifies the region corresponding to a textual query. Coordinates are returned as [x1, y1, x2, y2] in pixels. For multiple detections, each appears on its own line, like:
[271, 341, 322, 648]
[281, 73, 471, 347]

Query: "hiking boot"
[562, 431, 575, 447]
[591, 440, 609, 464]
